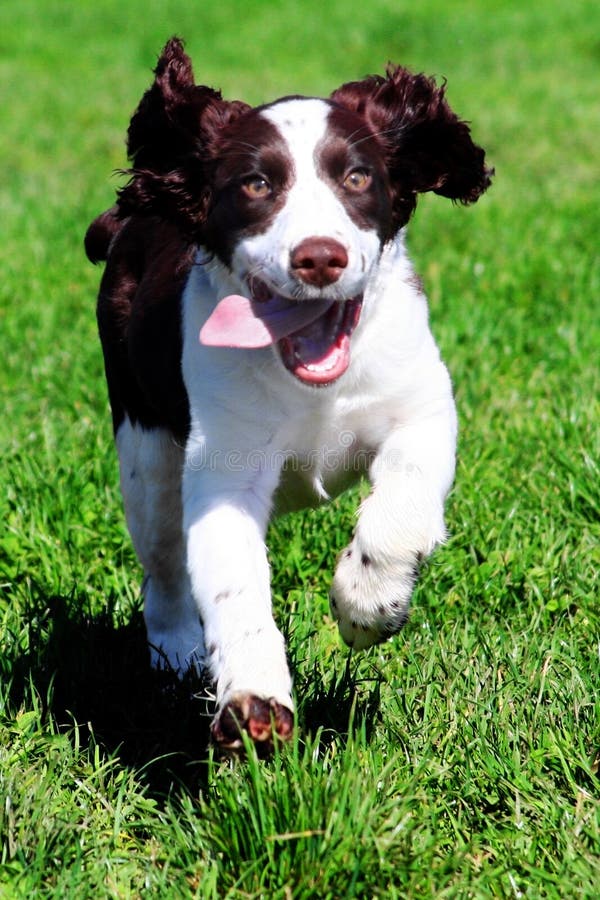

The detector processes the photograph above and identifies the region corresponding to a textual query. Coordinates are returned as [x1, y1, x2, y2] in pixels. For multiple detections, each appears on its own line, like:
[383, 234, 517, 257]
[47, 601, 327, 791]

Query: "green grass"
[1, 0, 599, 896]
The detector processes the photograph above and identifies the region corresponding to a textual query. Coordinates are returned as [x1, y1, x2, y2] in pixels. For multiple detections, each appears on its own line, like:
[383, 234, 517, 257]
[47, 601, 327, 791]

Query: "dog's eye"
[241, 175, 272, 199]
[343, 168, 372, 193]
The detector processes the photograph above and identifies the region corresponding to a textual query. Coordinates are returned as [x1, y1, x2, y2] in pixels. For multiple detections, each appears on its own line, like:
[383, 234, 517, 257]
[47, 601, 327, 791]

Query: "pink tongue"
[199, 294, 335, 349]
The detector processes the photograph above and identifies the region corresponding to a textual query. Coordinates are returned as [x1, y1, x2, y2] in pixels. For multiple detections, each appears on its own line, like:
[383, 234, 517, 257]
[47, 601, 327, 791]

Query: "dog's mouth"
[199, 278, 363, 386]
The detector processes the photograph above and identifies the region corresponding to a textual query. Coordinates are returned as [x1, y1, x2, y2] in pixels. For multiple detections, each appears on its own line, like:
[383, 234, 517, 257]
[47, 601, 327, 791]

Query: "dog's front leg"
[330, 406, 457, 649]
[183, 469, 293, 750]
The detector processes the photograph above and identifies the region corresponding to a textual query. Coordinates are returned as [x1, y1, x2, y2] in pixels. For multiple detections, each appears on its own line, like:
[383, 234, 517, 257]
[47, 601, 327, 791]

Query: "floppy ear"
[117, 37, 250, 234]
[331, 67, 493, 231]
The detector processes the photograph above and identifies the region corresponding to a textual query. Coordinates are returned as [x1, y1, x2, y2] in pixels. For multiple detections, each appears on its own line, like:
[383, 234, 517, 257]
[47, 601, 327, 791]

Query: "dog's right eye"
[241, 176, 272, 200]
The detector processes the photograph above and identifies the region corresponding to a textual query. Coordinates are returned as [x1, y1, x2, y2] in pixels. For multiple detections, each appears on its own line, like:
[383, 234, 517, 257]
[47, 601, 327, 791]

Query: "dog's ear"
[117, 37, 250, 234]
[331, 67, 493, 230]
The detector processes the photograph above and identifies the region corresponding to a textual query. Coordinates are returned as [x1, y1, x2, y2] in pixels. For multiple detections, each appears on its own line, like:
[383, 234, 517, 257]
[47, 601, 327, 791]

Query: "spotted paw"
[330, 543, 418, 649]
[211, 694, 294, 753]
[332, 605, 410, 650]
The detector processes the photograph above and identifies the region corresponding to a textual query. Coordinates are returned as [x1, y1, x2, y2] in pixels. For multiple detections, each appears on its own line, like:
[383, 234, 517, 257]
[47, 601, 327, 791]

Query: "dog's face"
[198, 99, 390, 384]
[205, 99, 391, 279]
[118, 38, 492, 385]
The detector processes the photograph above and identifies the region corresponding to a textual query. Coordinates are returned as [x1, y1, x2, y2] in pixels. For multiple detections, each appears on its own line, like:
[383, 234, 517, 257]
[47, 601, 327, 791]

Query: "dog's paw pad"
[211, 695, 293, 753]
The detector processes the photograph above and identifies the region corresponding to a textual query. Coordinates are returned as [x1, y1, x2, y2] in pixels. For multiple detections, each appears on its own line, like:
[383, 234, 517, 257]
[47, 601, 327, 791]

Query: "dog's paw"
[211, 694, 294, 754]
[329, 542, 419, 650]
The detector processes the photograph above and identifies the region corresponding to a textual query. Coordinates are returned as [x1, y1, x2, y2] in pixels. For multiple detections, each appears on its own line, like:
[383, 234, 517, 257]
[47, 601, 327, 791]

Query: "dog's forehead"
[215, 97, 375, 173]
[259, 98, 378, 163]
[212, 99, 332, 171]
[257, 97, 378, 176]
[210, 98, 336, 180]
[260, 97, 331, 146]
[261, 97, 338, 167]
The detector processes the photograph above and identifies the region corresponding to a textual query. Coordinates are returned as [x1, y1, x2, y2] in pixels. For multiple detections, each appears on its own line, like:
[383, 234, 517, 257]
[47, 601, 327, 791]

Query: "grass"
[1, 0, 599, 895]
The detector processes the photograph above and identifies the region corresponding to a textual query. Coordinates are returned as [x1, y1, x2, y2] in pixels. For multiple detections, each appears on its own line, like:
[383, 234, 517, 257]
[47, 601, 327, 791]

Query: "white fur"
[116, 418, 205, 673]
[121, 98, 457, 719]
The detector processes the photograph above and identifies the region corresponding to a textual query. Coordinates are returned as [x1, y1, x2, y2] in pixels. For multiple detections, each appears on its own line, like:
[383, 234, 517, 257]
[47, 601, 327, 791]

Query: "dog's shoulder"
[91, 212, 194, 437]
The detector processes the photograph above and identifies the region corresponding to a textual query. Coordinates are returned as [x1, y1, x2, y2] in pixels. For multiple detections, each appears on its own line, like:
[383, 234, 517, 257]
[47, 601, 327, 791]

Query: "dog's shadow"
[8, 595, 212, 794]
[9, 594, 383, 795]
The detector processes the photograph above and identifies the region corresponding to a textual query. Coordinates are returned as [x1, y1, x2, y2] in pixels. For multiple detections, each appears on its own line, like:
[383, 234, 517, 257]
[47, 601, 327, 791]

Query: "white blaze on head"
[230, 98, 381, 298]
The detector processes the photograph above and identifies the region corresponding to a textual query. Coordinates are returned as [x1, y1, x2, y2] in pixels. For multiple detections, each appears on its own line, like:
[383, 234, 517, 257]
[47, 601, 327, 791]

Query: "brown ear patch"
[116, 37, 250, 236]
[331, 66, 493, 231]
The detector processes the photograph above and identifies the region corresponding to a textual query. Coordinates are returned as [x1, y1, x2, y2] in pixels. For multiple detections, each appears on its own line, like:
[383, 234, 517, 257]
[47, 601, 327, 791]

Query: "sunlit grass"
[1, 0, 599, 895]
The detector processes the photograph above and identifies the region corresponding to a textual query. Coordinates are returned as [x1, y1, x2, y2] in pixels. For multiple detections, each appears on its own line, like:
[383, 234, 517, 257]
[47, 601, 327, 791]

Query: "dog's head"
[117, 37, 492, 385]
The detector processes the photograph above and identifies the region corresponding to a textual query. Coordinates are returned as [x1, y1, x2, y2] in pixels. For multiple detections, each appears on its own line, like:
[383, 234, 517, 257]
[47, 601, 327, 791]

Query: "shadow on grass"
[7, 592, 213, 796]
[7, 590, 384, 793]
[296, 653, 384, 749]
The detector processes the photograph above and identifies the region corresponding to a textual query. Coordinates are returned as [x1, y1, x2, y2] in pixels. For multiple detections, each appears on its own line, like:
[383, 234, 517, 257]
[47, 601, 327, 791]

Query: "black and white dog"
[86, 38, 492, 750]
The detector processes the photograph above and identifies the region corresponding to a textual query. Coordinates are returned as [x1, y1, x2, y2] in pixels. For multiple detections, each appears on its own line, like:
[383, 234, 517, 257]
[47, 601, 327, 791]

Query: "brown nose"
[290, 237, 348, 287]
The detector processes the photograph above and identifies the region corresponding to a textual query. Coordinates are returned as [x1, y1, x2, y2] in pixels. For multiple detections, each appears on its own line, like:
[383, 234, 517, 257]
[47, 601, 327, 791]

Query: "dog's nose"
[290, 237, 348, 287]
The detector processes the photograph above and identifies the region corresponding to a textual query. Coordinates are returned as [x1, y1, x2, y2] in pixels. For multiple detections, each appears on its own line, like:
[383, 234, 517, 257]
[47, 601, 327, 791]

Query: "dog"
[85, 37, 492, 751]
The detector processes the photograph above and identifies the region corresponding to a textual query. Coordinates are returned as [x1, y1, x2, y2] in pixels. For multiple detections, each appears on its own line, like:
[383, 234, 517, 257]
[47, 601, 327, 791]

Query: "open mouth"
[278, 296, 362, 385]
[199, 278, 363, 386]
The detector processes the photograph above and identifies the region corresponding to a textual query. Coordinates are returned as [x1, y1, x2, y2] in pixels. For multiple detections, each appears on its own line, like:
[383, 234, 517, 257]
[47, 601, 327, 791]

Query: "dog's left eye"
[241, 176, 272, 199]
[343, 168, 372, 193]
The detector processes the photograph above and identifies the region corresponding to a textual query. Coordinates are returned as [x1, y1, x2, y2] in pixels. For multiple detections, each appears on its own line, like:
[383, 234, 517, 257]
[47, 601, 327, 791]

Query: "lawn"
[1, 0, 599, 896]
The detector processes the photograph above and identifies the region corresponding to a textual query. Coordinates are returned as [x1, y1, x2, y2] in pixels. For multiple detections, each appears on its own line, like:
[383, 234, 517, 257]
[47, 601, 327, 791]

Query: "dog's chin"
[277, 295, 363, 387]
